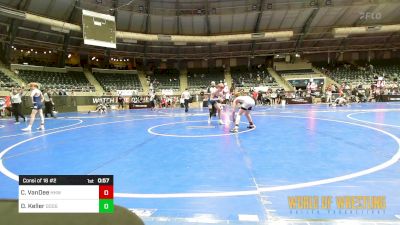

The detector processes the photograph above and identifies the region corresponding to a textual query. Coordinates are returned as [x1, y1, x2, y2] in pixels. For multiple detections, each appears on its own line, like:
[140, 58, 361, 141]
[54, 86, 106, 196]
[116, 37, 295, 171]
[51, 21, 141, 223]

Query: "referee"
[10, 87, 26, 124]
[181, 88, 191, 113]
[43, 89, 56, 118]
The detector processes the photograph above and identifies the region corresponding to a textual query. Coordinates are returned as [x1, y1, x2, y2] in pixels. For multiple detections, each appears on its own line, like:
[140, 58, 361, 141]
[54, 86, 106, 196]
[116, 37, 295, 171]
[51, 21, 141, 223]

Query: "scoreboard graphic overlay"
[19, 175, 114, 213]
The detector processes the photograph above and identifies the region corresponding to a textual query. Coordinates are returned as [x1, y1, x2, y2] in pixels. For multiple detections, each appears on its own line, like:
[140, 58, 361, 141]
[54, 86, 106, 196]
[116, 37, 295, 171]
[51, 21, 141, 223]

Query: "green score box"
[99, 199, 114, 213]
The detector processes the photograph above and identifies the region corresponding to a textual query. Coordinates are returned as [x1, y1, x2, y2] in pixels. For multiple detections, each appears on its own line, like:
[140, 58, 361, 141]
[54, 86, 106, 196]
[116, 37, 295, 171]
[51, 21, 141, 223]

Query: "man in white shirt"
[149, 91, 156, 111]
[376, 77, 385, 102]
[181, 88, 191, 113]
[10, 87, 26, 124]
[207, 81, 217, 118]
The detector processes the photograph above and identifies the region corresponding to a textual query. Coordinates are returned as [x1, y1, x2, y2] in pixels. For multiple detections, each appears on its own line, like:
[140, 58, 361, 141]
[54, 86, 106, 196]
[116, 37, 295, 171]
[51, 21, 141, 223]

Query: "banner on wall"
[129, 102, 151, 109]
[161, 89, 174, 95]
[382, 95, 400, 102]
[116, 90, 137, 96]
[286, 97, 312, 104]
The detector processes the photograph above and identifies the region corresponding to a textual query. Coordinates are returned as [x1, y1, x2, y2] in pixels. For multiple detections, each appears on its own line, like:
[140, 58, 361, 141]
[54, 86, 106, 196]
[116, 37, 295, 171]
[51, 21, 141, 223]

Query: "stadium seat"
[231, 66, 278, 88]
[17, 70, 95, 92]
[0, 72, 18, 91]
[93, 72, 143, 92]
[149, 69, 180, 92]
[187, 68, 225, 91]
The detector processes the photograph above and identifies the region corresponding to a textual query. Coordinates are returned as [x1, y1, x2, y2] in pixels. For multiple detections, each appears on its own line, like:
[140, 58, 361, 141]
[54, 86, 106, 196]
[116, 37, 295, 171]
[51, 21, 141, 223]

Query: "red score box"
[99, 185, 114, 199]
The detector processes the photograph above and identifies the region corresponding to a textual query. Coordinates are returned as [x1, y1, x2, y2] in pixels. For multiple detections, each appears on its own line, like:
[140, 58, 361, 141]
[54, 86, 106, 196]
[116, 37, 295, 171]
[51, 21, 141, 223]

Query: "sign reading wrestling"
[82, 10, 117, 48]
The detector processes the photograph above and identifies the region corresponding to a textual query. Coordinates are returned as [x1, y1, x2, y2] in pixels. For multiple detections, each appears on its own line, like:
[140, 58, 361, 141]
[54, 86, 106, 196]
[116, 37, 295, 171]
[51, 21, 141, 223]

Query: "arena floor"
[1, 103, 400, 225]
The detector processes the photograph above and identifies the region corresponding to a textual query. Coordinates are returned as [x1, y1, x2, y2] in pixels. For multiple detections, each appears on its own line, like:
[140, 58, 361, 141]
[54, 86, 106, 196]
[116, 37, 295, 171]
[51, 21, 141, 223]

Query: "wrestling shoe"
[21, 127, 32, 132]
[230, 127, 239, 133]
[247, 124, 256, 129]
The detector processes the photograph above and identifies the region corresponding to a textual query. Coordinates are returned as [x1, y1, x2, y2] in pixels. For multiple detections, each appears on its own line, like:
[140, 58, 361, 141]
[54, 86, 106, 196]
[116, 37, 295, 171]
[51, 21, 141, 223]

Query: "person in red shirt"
[5, 96, 11, 108]
[252, 90, 258, 105]
[161, 96, 167, 108]
[339, 82, 346, 96]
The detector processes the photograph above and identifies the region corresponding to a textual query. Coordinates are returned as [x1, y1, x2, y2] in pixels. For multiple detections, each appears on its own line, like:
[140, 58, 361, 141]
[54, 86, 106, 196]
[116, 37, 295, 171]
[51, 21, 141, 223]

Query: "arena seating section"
[328, 67, 374, 85]
[17, 70, 95, 92]
[317, 61, 400, 86]
[0, 72, 18, 91]
[231, 66, 278, 88]
[373, 64, 400, 83]
[149, 69, 180, 91]
[187, 68, 225, 91]
[93, 72, 143, 92]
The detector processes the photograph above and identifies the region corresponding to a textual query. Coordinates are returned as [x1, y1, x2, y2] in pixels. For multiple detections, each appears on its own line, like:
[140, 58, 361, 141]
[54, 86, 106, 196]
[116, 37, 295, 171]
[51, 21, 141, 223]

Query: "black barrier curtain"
[19, 96, 78, 114]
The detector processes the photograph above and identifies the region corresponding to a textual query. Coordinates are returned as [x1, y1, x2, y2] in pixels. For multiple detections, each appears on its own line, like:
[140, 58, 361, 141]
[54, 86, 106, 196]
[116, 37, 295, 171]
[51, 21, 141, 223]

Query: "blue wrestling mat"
[1, 103, 400, 225]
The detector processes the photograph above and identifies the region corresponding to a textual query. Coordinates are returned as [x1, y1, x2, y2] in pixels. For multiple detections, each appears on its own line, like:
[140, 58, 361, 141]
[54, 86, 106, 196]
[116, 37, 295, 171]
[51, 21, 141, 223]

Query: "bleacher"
[93, 72, 143, 92]
[0, 71, 18, 91]
[374, 64, 400, 80]
[187, 68, 225, 91]
[231, 66, 277, 88]
[150, 69, 180, 91]
[329, 67, 373, 85]
[17, 69, 94, 92]
[320, 61, 400, 86]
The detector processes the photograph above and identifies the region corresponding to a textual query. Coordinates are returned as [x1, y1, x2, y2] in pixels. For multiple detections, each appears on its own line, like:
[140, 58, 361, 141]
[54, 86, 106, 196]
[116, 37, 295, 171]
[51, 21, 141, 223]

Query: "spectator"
[181, 88, 191, 113]
[43, 89, 56, 118]
[325, 84, 333, 103]
[117, 94, 124, 109]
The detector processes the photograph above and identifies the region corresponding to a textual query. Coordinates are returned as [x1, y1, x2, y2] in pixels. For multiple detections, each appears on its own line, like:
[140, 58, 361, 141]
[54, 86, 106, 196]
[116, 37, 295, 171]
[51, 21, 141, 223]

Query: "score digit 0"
[99, 185, 113, 199]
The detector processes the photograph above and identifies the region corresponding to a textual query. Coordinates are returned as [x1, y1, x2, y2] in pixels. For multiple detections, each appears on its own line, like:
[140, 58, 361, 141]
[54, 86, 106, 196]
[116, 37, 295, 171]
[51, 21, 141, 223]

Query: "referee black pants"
[184, 99, 189, 112]
[12, 103, 25, 122]
[44, 101, 54, 117]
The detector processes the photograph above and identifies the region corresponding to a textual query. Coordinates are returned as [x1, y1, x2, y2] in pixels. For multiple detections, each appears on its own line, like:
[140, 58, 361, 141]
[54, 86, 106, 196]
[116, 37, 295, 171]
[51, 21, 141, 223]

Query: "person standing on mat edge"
[43, 89, 56, 118]
[22, 83, 45, 131]
[149, 91, 156, 111]
[209, 83, 226, 125]
[181, 88, 191, 113]
[117, 94, 124, 110]
[10, 86, 26, 124]
[230, 93, 256, 133]
[207, 81, 217, 119]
